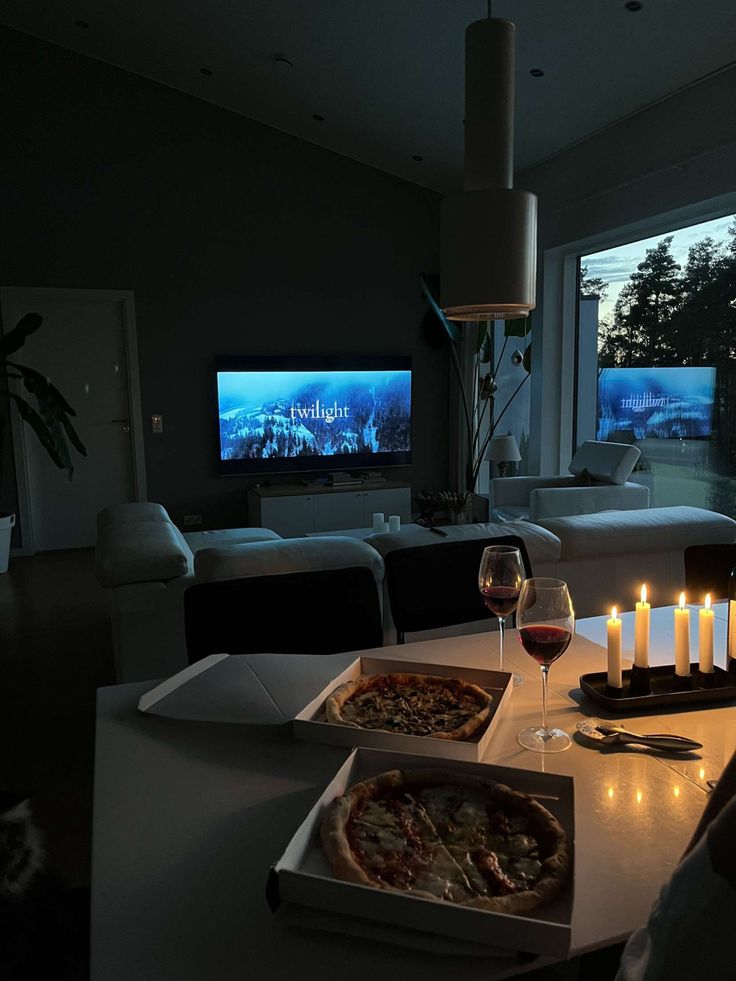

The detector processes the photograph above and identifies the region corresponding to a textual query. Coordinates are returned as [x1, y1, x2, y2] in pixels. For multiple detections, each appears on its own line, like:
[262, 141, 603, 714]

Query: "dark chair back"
[384, 535, 533, 642]
[184, 566, 383, 664]
[684, 544, 736, 600]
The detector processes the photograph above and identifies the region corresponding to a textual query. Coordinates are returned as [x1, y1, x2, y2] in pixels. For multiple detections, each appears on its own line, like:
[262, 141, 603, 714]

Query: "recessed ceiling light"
[529, 68, 545, 77]
[75, 19, 89, 28]
[200, 67, 213, 77]
[412, 155, 423, 162]
[624, 1, 643, 10]
[312, 114, 325, 122]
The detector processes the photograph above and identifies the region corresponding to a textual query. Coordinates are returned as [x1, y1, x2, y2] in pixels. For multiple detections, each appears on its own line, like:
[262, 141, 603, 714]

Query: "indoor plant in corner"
[0, 312, 87, 571]
[420, 274, 531, 518]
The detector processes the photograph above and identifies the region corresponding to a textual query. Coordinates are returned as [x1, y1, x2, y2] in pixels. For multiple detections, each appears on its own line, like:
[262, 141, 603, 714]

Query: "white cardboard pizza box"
[269, 747, 574, 958]
[292, 656, 512, 762]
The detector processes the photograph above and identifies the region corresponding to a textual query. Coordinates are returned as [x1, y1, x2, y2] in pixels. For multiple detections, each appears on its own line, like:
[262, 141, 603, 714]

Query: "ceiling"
[2, 0, 735, 193]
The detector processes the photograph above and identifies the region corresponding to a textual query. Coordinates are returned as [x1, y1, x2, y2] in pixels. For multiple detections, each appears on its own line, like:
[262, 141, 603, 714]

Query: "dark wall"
[0, 27, 447, 529]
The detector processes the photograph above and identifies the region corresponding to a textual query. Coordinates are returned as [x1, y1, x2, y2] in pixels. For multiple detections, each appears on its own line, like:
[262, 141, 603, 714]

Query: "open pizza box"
[268, 747, 574, 958]
[292, 655, 513, 762]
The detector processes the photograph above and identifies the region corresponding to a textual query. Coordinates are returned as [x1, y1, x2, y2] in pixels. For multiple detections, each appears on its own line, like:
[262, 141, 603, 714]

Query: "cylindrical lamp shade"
[441, 187, 537, 321]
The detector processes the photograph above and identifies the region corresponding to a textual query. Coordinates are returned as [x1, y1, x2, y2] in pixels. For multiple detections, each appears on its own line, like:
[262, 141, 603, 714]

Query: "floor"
[0, 547, 114, 886]
[0, 549, 626, 980]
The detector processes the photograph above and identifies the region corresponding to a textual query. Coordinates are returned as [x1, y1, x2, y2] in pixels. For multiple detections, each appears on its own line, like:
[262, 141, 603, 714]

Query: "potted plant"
[420, 274, 531, 515]
[0, 312, 87, 571]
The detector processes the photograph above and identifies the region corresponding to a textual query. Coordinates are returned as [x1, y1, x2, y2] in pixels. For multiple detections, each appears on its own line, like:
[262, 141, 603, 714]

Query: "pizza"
[324, 673, 493, 740]
[321, 768, 569, 915]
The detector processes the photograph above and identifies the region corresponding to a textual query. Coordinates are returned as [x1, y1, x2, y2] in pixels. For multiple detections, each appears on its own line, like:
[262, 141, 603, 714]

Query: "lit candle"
[607, 606, 623, 688]
[634, 584, 650, 669]
[699, 594, 714, 673]
[674, 592, 691, 677]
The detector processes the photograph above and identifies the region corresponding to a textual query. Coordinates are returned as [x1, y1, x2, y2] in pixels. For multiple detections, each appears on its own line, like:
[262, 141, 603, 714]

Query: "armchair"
[490, 440, 649, 521]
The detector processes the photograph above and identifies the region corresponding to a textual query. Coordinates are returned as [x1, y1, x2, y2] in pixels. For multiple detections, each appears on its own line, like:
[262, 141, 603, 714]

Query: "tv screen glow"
[216, 356, 412, 475]
[597, 366, 716, 440]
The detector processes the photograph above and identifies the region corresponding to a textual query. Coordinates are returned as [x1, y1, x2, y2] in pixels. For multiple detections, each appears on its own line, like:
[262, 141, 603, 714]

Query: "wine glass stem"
[497, 616, 505, 670]
[541, 664, 549, 732]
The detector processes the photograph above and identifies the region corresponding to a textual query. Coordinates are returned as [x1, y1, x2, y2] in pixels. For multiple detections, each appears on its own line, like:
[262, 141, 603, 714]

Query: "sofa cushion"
[194, 536, 384, 585]
[536, 506, 736, 561]
[366, 520, 561, 569]
[184, 527, 282, 552]
[96, 521, 193, 587]
[569, 441, 640, 485]
[97, 502, 171, 530]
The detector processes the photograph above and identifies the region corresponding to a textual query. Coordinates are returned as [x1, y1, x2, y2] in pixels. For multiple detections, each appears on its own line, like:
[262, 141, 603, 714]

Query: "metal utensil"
[576, 720, 702, 752]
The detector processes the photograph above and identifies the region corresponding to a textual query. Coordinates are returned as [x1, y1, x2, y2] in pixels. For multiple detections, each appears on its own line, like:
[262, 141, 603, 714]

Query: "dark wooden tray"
[579, 663, 736, 712]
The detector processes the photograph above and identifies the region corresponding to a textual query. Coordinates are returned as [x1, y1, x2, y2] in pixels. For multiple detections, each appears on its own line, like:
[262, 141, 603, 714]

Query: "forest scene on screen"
[218, 370, 411, 460]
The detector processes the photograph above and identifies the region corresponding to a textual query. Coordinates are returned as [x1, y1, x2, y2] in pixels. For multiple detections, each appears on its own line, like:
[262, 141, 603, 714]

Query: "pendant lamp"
[441, 16, 537, 321]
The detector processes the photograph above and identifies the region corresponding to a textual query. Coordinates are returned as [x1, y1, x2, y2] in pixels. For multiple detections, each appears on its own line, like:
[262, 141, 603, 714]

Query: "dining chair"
[184, 565, 383, 663]
[684, 544, 736, 600]
[383, 534, 533, 644]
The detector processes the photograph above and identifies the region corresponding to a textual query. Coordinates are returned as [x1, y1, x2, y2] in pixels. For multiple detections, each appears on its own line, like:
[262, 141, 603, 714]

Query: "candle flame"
[679, 592, 686, 610]
[636, 788, 643, 805]
[611, 606, 617, 620]
[673, 785, 680, 799]
[699, 767, 706, 781]
[705, 593, 712, 610]
[641, 584, 647, 604]
[607, 786, 614, 800]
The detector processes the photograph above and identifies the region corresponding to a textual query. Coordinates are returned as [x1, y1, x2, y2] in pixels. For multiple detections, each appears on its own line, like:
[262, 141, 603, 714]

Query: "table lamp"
[489, 434, 521, 477]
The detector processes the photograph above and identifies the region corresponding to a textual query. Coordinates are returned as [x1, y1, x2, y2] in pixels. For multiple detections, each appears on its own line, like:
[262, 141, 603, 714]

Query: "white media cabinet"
[247, 481, 412, 538]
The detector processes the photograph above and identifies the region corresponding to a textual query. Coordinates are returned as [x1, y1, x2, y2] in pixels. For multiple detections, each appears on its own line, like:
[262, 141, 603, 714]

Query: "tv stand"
[247, 481, 411, 538]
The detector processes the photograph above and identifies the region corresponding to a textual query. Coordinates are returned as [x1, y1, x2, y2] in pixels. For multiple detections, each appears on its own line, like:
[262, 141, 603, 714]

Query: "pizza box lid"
[268, 747, 574, 958]
[292, 656, 513, 763]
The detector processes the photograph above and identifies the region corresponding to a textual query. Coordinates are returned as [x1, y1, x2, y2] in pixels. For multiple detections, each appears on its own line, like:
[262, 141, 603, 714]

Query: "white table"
[90, 610, 733, 980]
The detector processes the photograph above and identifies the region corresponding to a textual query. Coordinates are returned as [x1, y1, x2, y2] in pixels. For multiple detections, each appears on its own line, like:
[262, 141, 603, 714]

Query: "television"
[597, 366, 716, 441]
[216, 355, 412, 476]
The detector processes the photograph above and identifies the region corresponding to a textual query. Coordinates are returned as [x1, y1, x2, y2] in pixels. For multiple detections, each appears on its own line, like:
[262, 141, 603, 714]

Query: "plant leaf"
[10, 362, 77, 415]
[0, 313, 43, 358]
[523, 344, 532, 373]
[419, 273, 463, 343]
[479, 330, 493, 364]
[504, 315, 532, 338]
[58, 411, 87, 456]
[7, 393, 66, 469]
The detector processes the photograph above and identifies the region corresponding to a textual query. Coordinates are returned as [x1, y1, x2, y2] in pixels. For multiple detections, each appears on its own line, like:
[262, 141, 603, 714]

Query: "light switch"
[151, 414, 163, 434]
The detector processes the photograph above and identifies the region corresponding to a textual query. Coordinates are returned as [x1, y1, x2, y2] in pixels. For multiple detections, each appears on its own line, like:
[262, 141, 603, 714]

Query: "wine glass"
[516, 578, 575, 753]
[478, 545, 525, 684]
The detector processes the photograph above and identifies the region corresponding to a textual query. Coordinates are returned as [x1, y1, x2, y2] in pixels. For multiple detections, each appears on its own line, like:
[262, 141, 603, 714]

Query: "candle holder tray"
[579, 663, 736, 712]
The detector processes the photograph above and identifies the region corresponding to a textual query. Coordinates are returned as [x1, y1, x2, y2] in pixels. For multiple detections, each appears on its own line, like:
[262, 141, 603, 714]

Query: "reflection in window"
[580, 215, 736, 515]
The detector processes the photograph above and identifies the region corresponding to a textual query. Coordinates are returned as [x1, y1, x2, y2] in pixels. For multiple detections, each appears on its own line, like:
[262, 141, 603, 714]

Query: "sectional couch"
[96, 502, 736, 682]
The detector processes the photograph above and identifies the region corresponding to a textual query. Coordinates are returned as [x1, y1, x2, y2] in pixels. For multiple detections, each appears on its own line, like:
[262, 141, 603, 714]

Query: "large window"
[578, 214, 736, 514]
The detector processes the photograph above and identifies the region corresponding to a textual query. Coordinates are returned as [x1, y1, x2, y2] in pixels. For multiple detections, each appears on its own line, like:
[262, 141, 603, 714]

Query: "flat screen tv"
[216, 355, 412, 476]
[597, 366, 716, 441]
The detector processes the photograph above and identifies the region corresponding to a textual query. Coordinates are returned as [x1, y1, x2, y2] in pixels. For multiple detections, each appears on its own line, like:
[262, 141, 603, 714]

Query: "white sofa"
[366, 506, 736, 641]
[96, 503, 384, 683]
[97, 502, 736, 681]
[490, 440, 649, 521]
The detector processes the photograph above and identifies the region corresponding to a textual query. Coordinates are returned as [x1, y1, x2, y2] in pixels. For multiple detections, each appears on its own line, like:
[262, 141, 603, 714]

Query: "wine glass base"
[517, 726, 571, 754]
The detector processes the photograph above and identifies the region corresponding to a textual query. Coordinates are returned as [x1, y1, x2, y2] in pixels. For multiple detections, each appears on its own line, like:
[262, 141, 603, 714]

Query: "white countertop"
[91, 608, 731, 980]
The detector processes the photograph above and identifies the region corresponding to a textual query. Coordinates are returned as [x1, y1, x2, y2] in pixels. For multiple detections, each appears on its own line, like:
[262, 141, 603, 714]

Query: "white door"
[0, 289, 146, 552]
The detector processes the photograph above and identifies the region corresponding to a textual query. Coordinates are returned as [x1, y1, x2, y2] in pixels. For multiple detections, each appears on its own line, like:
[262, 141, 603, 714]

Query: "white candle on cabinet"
[699, 594, 714, 674]
[607, 606, 623, 689]
[634, 584, 650, 669]
[674, 592, 691, 677]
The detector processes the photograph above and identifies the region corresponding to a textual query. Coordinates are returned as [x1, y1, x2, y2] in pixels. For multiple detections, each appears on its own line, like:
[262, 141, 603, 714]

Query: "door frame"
[0, 287, 147, 555]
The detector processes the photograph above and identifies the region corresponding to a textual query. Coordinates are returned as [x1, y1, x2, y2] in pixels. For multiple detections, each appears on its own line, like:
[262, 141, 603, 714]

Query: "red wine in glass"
[516, 577, 575, 754]
[478, 545, 525, 683]
[518, 624, 572, 665]
[481, 585, 521, 618]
